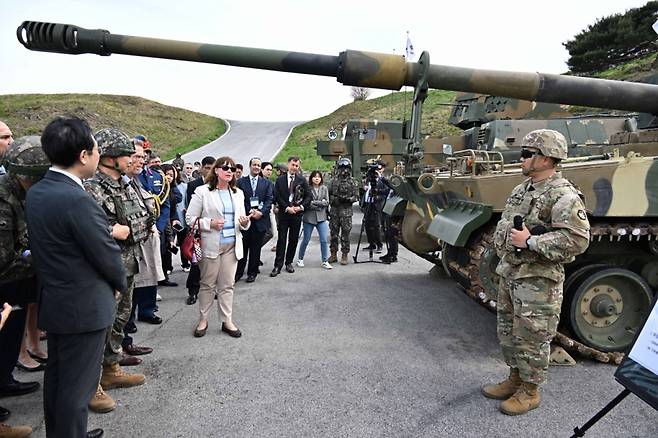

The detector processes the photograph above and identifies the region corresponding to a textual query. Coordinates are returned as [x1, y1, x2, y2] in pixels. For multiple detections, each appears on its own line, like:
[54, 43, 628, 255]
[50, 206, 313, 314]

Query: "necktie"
[251, 176, 257, 193]
[289, 175, 294, 194]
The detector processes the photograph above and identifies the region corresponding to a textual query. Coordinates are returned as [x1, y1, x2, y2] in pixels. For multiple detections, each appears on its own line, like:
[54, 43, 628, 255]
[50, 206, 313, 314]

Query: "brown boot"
[500, 382, 541, 415]
[328, 251, 337, 263]
[340, 253, 348, 265]
[482, 368, 521, 400]
[0, 423, 32, 438]
[89, 384, 116, 413]
[100, 363, 145, 389]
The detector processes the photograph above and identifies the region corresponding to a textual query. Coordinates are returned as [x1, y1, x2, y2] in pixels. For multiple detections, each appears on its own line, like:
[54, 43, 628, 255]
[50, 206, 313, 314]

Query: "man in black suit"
[26, 117, 127, 438]
[235, 158, 274, 283]
[184, 156, 216, 305]
[270, 156, 311, 277]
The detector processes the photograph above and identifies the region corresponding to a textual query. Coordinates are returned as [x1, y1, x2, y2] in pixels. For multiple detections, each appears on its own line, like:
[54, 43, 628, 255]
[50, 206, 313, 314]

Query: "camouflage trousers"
[329, 207, 353, 255]
[103, 275, 135, 366]
[497, 276, 563, 385]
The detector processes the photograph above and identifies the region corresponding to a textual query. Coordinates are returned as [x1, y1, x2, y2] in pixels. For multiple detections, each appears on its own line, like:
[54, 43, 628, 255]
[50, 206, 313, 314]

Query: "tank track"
[441, 221, 658, 365]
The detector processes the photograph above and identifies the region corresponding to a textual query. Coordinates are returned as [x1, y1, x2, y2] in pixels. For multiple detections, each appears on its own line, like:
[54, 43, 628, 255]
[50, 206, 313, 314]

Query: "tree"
[563, 1, 658, 74]
[350, 87, 371, 101]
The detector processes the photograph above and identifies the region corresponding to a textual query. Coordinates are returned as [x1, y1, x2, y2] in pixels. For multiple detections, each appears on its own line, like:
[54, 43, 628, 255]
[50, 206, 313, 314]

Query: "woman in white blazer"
[186, 156, 250, 338]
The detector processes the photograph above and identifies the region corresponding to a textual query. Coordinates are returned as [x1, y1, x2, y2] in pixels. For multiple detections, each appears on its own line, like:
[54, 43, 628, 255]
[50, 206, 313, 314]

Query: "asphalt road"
[6, 211, 658, 437]
[181, 120, 299, 166]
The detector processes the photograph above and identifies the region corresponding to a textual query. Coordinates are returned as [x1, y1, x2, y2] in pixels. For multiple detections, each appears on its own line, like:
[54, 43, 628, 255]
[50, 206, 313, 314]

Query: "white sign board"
[629, 299, 658, 376]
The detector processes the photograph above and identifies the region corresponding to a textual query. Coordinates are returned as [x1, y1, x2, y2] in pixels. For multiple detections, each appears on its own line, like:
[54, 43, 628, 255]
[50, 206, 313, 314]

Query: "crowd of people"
[0, 116, 388, 438]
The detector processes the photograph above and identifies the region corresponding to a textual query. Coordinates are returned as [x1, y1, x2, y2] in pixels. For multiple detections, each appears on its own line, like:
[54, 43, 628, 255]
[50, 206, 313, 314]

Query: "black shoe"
[246, 275, 256, 283]
[380, 255, 398, 264]
[285, 264, 295, 273]
[87, 428, 104, 438]
[375, 246, 383, 254]
[124, 322, 137, 334]
[193, 322, 208, 338]
[0, 405, 10, 422]
[0, 378, 40, 397]
[221, 323, 242, 338]
[16, 361, 46, 372]
[364, 244, 376, 250]
[186, 295, 197, 305]
[158, 280, 178, 287]
[138, 315, 163, 325]
[270, 267, 281, 277]
[235, 273, 243, 282]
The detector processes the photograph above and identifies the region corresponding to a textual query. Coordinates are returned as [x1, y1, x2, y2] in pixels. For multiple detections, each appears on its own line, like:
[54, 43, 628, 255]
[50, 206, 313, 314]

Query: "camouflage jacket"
[328, 173, 359, 207]
[84, 171, 149, 276]
[493, 172, 590, 282]
[0, 175, 33, 284]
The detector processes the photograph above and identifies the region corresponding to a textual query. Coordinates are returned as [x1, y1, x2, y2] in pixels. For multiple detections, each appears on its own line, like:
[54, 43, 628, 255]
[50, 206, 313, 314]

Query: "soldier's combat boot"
[340, 253, 348, 265]
[89, 384, 116, 413]
[499, 382, 540, 415]
[328, 251, 338, 264]
[482, 368, 521, 400]
[101, 363, 145, 389]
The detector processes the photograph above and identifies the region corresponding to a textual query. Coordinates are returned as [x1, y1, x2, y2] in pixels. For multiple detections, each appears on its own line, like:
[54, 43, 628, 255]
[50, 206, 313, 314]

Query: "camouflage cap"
[2, 135, 50, 177]
[522, 129, 568, 160]
[94, 128, 135, 158]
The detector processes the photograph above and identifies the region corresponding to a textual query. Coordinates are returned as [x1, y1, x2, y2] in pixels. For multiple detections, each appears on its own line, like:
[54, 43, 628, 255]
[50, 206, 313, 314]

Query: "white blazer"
[185, 184, 250, 260]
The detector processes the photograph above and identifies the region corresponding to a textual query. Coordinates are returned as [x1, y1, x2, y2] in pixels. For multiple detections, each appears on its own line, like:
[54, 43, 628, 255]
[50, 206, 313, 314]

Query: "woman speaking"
[186, 157, 250, 338]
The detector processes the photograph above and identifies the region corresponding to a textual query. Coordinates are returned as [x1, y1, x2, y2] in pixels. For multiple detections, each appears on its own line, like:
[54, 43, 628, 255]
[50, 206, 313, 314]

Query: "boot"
[100, 363, 145, 389]
[89, 384, 116, 413]
[340, 253, 348, 265]
[482, 368, 521, 400]
[328, 251, 338, 264]
[500, 382, 541, 415]
[0, 423, 32, 438]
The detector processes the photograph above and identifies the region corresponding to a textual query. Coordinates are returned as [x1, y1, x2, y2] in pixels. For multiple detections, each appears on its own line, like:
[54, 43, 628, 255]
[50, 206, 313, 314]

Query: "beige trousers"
[198, 242, 238, 324]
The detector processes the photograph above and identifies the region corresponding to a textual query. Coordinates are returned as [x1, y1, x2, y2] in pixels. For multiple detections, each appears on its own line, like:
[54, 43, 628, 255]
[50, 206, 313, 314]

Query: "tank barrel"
[16, 21, 658, 114]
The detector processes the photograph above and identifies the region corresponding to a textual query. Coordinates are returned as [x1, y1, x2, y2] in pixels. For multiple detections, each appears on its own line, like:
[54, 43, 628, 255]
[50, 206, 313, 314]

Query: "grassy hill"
[0, 94, 226, 161]
[276, 89, 461, 171]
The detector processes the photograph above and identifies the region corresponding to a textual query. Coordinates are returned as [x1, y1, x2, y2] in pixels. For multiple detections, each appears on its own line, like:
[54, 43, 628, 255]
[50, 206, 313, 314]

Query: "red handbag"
[181, 218, 202, 263]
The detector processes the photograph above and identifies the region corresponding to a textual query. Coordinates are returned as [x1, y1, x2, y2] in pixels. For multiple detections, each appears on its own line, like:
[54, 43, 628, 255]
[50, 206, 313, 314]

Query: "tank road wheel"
[566, 268, 653, 352]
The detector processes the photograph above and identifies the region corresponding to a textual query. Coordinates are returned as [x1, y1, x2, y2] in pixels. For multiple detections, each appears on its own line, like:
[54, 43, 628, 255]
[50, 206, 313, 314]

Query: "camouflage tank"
[16, 21, 658, 363]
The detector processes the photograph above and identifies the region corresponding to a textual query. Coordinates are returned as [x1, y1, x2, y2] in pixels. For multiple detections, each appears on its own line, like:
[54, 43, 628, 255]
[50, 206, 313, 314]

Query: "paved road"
[182, 120, 299, 166]
[7, 214, 658, 437]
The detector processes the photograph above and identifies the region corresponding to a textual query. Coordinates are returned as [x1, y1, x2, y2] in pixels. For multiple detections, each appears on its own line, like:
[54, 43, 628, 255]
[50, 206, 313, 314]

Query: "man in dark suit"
[26, 117, 127, 438]
[184, 156, 216, 305]
[235, 158, 274, 283]
[270, 156, 311, 277]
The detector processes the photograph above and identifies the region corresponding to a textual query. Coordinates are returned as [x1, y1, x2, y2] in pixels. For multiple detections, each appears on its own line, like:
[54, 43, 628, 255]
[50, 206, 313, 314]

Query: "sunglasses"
[520, 148, 542, 159]
[219, 165, 237, 172]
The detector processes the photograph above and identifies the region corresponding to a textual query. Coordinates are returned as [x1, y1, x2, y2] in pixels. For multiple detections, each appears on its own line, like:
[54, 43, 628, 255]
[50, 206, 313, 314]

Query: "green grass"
[274, 89, 461, 171]
[590, 53, 657, 81]
[0, 94, 226, 161]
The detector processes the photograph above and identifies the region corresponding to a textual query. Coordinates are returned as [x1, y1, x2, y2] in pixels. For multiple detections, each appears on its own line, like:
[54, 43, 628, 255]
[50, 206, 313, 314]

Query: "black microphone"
[513, 215, 524, 253]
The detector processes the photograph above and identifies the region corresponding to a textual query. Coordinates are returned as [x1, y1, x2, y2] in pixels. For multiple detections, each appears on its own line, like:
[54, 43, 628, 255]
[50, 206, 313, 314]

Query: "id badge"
[222, 228, 236, 237]
[250, 196, 260, 209]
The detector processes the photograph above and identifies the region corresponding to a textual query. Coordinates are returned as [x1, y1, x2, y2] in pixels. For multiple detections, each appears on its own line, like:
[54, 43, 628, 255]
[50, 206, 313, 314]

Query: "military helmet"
[521, 129, 568, 160]
[94, 128, 135, 158]
[336, 157, 352, 168]
[2, 135, 50, 178]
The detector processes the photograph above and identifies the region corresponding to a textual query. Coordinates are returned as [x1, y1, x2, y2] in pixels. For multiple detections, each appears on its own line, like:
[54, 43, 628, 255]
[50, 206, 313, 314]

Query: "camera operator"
[362, 160, 386, 254]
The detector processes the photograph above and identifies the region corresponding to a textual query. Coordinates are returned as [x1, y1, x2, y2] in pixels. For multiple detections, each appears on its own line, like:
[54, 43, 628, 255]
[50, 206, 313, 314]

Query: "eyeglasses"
[220, 165, 237, 172]
[520, 148, 542, 159]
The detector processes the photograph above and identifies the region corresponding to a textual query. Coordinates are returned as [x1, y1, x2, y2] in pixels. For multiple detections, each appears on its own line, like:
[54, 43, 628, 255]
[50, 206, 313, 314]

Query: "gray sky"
[2, 0, 651, 121]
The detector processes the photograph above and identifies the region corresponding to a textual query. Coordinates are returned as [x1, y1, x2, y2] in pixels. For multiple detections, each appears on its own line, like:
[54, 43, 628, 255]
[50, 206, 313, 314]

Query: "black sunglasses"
[220, 165, 237, 172]
[520, 148, 542, 159]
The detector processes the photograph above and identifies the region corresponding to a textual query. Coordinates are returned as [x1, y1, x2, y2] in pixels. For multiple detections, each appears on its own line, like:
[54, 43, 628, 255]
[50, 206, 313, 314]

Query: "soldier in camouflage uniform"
[84, 128, 151, 395]
[483, 129, 590, 415]
[328, 158, 359, 265]
[0, 136, 49, 438]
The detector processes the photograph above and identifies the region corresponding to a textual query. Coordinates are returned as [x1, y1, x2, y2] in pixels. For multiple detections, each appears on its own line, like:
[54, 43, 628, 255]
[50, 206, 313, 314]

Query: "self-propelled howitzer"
[17, 21, 658, 363]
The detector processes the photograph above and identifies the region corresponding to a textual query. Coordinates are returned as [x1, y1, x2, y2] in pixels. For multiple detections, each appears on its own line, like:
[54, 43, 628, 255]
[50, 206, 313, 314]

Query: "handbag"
[181, 218, 202, 263]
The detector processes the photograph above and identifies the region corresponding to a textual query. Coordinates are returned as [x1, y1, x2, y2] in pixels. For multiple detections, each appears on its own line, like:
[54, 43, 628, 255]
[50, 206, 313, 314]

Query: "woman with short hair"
[186, 157, 250, 338]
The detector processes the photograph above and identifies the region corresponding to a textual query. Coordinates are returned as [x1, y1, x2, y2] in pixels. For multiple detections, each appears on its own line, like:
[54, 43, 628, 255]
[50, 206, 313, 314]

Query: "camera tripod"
[353, 194, 388, 264]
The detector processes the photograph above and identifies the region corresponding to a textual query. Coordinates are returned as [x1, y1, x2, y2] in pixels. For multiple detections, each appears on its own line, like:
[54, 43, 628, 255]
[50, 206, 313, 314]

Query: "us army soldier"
[328, 158, 359, 265]
[84, 128, 151, 394]
[483, 129, 590, 415]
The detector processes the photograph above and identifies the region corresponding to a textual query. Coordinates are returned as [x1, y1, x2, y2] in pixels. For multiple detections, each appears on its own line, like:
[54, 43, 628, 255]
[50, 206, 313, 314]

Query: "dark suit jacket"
[236, 175, 274, 232]
[274, 173, 311, 216]
[26, 170, 127, 334]
[186, 176, 205, 207]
